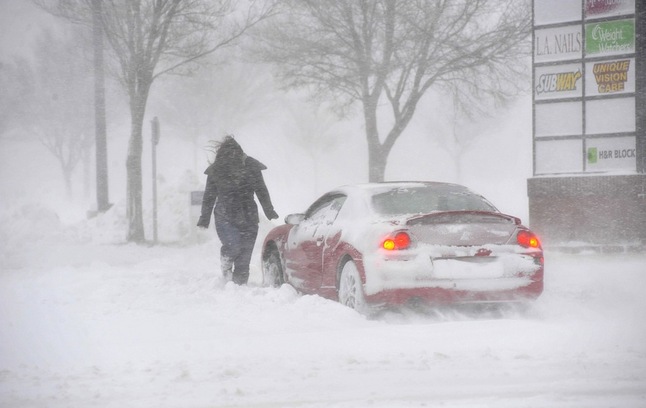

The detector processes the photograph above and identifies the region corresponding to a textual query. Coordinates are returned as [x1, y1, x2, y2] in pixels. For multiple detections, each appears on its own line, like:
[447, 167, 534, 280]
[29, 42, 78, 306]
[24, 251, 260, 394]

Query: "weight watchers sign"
[586, 19, 635, 56]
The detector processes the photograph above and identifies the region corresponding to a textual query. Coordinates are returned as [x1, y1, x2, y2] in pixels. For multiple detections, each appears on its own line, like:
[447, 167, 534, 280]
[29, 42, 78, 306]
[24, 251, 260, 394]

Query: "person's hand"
[265, 209, 279, 220]
[196, 217, 209, 229]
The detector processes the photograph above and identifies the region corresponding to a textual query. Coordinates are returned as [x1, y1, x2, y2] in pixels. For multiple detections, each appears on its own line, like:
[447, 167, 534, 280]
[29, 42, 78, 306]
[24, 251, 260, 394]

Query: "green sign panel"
[586, 19, 635, 56]
[587, 147, 597, 164]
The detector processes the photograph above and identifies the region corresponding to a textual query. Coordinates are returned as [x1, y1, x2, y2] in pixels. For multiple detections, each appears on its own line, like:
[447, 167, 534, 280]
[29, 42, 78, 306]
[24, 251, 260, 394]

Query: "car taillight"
[383, 232, 411, 250]
[517, 230, 541, 249]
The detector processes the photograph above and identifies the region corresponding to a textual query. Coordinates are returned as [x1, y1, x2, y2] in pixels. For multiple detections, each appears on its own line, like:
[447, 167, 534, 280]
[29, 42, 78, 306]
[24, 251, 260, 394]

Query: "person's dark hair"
[210, 135, 246, 185]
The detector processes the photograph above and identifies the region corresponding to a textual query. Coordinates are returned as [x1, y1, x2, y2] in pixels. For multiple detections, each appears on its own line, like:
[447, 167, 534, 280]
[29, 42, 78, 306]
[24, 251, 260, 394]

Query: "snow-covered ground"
[1, 204, 645, 408]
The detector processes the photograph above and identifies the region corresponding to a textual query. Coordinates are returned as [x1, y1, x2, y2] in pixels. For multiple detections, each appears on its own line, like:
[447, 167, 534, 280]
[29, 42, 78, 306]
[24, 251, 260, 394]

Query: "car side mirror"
[285, 213, 305, 225]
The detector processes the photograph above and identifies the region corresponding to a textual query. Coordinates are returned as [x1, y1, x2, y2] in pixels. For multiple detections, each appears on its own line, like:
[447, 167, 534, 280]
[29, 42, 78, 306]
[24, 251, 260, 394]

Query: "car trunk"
[404, 211, 537, 282]
[406, 211, 519, 247]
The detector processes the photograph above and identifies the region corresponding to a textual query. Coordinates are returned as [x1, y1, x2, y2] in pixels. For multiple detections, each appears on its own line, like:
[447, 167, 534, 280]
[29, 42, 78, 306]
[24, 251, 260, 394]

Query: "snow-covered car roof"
[316, 181, 497, 225]
[332, 181, 471, 198]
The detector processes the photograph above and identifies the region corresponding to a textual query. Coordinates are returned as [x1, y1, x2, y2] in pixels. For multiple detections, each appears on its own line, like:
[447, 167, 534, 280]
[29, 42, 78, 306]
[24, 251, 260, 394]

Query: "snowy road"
[1, 236, 645, 407]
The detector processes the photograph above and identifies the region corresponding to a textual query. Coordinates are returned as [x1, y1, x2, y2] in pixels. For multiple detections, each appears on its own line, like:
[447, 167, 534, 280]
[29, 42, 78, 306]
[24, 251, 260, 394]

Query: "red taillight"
[383, 232, 411, 250]
[517, 230, 541, 249]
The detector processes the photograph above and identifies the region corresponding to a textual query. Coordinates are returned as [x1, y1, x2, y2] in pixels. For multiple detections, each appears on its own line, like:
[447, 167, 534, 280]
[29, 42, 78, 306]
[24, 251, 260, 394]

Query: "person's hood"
[244, 156, 267, 171]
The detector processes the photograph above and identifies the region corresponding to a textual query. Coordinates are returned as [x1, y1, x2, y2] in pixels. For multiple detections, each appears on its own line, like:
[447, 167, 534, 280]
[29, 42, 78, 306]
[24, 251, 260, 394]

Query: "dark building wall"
[637, 0, 646, 173]
[528, 175, 646, 245]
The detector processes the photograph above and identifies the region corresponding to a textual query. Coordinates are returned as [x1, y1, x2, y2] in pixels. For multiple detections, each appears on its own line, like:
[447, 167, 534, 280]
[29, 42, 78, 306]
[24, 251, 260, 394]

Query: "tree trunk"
[367, 90, 422, 183]
[366, 115, 410, 182]
[368, 145, 387, 183]
[63, 168, 73, 200]
[363, 98, 387, 183]
[126, 91, 148, 243]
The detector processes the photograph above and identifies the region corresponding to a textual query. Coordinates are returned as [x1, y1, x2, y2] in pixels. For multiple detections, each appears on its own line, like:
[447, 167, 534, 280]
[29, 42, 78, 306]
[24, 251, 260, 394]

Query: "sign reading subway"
[535, 63, 583, 100]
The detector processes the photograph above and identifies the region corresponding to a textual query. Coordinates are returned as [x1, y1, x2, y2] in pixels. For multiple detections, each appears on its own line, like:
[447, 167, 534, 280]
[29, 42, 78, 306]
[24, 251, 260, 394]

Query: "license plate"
[431, 257, 504, 279]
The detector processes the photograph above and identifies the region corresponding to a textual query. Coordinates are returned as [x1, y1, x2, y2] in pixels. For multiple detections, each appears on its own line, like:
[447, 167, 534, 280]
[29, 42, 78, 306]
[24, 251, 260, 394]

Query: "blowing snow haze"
[2, 1, 644, 406]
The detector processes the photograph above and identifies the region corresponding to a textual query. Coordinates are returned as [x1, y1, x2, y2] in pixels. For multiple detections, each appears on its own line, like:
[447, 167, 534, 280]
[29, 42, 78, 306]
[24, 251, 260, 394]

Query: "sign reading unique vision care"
[585, 19, 635, 57]
[585, 58, 635, 96]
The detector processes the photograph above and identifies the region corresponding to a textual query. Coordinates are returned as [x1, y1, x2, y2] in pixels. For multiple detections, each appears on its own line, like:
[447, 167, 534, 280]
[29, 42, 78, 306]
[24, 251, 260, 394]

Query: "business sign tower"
[529, 0, 645, 246]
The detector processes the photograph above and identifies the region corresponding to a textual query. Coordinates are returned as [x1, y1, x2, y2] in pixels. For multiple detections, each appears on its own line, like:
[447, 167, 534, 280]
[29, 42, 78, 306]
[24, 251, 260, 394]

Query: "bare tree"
[3, 30, 93, 198]
[0, 58, 35, 140]
[38, 29, 94, 198]
[257, 0, 530, 182]
[32, 0, 111, 213]
[39, 0, 275, 242]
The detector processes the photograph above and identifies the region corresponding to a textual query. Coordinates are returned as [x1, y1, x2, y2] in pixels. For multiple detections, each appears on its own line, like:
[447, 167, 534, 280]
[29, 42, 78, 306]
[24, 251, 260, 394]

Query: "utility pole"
[92, 0, 110, 213]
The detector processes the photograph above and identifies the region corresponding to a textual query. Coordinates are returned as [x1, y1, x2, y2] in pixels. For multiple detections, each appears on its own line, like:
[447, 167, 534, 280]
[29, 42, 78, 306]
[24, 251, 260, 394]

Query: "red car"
[261, 182, 543, 313]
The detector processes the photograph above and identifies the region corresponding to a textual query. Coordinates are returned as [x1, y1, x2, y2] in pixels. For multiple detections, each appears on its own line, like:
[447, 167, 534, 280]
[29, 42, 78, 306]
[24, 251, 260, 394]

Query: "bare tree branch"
[37, 0, 277, 242]
[257, 0, 530, 181]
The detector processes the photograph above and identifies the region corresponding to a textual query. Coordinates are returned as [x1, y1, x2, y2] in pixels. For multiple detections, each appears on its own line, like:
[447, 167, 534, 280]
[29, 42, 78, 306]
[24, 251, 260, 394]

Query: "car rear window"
[371, 187, 497, 215]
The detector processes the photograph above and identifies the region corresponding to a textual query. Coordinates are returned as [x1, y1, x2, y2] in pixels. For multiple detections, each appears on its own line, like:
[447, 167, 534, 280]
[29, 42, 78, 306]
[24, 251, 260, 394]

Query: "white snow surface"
[1, 205, 646, 408]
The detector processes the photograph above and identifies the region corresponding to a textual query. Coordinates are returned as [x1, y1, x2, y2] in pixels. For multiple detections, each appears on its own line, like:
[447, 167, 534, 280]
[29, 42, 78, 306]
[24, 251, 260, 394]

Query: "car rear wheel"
[262, 250, 284, 287]
[338, 261, 367, 313]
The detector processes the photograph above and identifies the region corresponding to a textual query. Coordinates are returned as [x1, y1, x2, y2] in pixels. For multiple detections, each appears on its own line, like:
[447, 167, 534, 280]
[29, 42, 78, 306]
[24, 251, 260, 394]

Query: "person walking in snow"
[197, 135, 278, 285]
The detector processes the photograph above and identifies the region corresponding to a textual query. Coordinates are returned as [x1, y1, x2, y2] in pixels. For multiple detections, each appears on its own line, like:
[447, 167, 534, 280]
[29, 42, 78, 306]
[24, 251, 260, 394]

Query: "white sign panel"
[535, 101, 582, 137]
[534, 25, 583, 63]
[535, 139, 583, 174]
[585, 58, 635, 96]
[585, 0, 635, 20]
[535, 0, 582, 25]
[535, 63, 583, 100]
[585, 97, 635, 135]
[585, 136, 636, 172]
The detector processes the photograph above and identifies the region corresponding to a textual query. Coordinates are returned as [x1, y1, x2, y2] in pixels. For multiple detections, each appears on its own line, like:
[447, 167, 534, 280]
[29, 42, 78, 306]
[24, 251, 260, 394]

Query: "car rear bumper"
[360, 250, 544, 305]
[364, 276, 544, 306]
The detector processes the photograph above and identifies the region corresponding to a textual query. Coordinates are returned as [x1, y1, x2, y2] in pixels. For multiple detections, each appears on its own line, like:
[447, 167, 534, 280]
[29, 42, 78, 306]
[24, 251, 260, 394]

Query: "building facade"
[529, 0, 646, 247]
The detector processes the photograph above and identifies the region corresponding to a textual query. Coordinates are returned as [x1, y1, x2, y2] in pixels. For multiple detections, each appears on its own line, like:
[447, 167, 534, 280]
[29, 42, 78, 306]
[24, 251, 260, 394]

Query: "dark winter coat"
[197, 156, 276, 229]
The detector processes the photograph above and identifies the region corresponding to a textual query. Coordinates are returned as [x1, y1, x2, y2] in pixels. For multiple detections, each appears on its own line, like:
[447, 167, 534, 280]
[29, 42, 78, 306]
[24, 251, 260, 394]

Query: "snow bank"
[1, 204, 645, 407]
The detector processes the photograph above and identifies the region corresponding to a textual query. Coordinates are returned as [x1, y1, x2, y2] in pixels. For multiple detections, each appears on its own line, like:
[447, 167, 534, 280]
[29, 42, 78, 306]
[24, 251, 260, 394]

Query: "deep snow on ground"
[1, 206, 645, 408]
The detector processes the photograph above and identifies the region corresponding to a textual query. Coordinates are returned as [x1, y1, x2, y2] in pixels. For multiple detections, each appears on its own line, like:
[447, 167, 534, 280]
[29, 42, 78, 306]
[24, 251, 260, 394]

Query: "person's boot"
[232, 268, 249, 285]
[221, 256, 233, 282]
